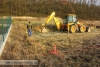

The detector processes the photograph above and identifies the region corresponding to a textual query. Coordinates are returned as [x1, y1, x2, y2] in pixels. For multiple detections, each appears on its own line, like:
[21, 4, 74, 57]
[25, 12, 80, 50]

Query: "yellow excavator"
[41, 12, 90, 33]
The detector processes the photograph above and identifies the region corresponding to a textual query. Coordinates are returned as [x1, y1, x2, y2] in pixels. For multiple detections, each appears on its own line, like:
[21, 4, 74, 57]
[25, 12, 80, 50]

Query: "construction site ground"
[0, 17, 100, 67]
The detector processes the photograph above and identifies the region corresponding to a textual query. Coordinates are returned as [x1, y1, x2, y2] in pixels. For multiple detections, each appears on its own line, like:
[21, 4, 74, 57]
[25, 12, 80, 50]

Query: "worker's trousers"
[28, 29, 32, 36]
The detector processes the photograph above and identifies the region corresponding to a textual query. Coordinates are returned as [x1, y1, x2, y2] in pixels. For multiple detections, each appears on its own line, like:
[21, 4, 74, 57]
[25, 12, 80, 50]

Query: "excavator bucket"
[41, 12, 56, 33]
[41, 27, 49, 33]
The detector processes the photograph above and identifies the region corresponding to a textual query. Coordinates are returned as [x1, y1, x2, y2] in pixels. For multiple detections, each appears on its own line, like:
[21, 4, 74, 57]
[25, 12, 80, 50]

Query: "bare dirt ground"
[0, 17, 100, 67]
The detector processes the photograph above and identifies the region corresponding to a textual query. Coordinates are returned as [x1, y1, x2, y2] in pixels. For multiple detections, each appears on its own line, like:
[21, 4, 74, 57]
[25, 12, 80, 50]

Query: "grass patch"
[1, 19, 100, 67]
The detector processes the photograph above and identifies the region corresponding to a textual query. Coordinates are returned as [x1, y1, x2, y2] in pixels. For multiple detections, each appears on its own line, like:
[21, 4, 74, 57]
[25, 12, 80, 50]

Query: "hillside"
[0, 0, 100, 20]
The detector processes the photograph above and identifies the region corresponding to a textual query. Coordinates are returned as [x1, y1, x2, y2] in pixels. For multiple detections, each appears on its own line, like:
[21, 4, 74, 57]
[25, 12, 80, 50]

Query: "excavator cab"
[63, 14, 77, 24]
[62, 14, 89, 33]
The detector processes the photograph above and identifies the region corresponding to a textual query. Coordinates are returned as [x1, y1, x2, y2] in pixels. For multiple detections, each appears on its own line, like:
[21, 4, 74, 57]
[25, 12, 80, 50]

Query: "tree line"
[0, 0, 100, 20]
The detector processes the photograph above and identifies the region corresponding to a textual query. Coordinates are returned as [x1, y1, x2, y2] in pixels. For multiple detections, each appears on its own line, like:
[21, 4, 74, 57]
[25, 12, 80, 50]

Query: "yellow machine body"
[41, 12, 88, 33]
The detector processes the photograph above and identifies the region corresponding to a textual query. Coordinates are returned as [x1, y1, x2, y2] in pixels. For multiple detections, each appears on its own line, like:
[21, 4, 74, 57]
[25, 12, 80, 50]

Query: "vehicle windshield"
[67, 16, 73, 22]
[63, 15, 76, 24]
[63, 16, 68, 24]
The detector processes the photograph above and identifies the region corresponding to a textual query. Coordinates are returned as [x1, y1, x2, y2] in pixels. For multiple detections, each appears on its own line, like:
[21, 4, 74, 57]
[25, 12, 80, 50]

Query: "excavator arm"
[53, 17, 61, 30]
[42, 12, 56, 27]
[41, 12, 61, 33]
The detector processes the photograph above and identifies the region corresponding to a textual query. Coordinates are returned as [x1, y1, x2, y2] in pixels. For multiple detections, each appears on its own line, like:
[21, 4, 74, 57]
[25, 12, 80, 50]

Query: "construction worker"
[27, 21, 32, 36]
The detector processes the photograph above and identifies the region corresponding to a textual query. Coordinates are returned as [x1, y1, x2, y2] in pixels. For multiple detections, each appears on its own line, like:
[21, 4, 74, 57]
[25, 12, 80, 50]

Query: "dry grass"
[0, 19, 100, 67]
